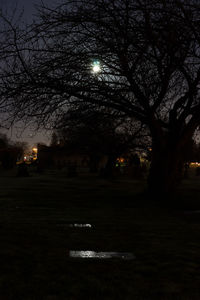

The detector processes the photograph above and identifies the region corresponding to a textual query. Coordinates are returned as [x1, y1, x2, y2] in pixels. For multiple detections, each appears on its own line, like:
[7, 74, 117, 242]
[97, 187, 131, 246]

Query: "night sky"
[9, 0, 55, 20]
[3, 0, 57, 147]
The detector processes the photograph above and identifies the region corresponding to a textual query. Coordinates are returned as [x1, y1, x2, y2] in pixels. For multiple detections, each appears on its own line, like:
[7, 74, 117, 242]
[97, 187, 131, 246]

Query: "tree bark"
[148, 137, 184, 199]
[101, 155, 117, 178]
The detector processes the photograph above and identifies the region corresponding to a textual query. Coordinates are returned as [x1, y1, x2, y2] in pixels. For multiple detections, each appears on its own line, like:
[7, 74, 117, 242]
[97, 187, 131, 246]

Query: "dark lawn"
[0, 167, 200, 299]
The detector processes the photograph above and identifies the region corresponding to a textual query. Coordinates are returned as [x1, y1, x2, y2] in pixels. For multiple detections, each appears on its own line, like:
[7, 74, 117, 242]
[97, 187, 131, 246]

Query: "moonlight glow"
[92, 60, 101, 73]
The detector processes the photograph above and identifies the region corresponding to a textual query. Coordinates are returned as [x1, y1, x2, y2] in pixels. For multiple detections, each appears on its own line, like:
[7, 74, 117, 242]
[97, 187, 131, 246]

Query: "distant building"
[36, 143, 149, 178]
[37, 143, 107, 173]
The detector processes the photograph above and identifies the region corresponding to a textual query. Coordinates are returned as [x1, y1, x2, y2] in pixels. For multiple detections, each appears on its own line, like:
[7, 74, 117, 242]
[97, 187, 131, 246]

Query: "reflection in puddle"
[57, 223, 92, 228]
[69, 251, 135, 260]
[69, 224, 92, 228]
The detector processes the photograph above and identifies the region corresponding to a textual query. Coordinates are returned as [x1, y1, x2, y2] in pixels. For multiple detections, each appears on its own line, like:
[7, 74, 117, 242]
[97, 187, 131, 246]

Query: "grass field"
[0, 166, 200, 299]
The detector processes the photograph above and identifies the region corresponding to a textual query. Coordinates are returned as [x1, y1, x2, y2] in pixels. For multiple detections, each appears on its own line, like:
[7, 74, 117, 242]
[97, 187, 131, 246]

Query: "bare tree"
[0, 0, 200, 196]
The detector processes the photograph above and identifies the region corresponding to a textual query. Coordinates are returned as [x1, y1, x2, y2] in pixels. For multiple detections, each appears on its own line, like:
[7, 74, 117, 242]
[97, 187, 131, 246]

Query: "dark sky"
[9, 0, 55, 20]
[3, 0, 58, 147]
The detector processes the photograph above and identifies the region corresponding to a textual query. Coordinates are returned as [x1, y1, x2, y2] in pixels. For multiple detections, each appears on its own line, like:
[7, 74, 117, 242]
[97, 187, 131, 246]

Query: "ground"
[0, 167, 200, 299]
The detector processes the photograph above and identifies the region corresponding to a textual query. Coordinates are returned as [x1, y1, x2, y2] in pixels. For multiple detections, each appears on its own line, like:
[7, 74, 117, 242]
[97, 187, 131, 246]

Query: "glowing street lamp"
[92, 60, 101, 73]
[32, 147, 38, 160]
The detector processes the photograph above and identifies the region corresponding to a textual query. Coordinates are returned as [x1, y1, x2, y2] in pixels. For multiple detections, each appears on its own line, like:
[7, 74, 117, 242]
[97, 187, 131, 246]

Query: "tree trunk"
[148, 141, 184, 198]
[101, 155, 117, 178]
[89, 155, 99, 173]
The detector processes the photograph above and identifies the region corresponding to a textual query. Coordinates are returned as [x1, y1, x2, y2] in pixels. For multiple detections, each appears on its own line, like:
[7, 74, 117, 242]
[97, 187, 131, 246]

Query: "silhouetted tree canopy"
[0, 133, 25, 168]
[0, 133, 8, 149]
[0, 0, 200, 195]
[52, 108, 149, 174]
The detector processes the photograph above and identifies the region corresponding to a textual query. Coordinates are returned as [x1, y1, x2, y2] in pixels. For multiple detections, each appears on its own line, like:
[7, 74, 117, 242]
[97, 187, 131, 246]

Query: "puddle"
[69, 223, 92, 228]
[69, 251, 135, 260]
[57, 223, 92, 228]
